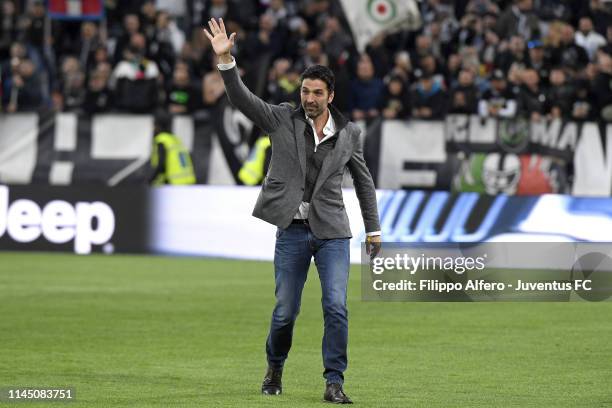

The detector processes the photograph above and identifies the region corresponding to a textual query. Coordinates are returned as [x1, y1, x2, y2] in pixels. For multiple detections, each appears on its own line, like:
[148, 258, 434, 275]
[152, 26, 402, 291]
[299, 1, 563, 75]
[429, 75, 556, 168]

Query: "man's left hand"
[366, 235, 382, 260]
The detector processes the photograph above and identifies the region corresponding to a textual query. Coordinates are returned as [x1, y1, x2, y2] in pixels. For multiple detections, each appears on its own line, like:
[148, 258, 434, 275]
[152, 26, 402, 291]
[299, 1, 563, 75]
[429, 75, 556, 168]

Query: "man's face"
[579, 18, 593, 34]
[300, 78, 333, 119]
[124, 14, 139, 33]
[420, 77, 433, 91]
[357, 57, 374, 80]
[561, 25, 574, 43]
[510, 36, 524, 53]
[550, 69, 565, 86]
[518, 0, 532, 12]
[458, 70, 474, 86]
[19, 60, 35, 77]
[522, 69, 539, 87]
[492, 78, 506, 91]
[529, 46, 543, 61]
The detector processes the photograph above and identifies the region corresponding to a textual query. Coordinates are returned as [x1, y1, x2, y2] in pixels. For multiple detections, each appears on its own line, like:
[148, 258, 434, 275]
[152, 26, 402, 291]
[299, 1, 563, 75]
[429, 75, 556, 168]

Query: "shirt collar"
[305, 108, 336, 137]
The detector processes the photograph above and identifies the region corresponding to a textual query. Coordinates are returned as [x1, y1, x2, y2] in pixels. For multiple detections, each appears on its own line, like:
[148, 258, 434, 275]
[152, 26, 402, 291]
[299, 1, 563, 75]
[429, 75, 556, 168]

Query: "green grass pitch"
[1, 252, 611, 407]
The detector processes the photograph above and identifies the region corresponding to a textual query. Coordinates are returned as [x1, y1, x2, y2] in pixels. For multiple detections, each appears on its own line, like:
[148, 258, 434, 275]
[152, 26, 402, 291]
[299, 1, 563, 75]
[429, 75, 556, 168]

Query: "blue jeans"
[266, 223, 350, 385]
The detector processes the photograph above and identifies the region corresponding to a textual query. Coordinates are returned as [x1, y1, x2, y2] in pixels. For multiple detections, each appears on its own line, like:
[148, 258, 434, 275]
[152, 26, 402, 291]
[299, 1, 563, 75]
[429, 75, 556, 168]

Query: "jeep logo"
[0, 186, 115, 254]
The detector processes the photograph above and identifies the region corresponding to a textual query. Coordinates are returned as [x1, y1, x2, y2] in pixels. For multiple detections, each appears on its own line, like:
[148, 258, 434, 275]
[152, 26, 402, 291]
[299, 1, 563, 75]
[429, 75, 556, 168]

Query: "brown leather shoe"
[261, 366, 282, 395]
[323, 383, 353, 404]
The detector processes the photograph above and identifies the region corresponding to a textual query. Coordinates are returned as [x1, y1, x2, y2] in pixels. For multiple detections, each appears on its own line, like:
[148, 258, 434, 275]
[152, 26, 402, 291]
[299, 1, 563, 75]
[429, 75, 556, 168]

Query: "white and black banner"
[1, 112, 611, 196]
[367, 116, 612, 196]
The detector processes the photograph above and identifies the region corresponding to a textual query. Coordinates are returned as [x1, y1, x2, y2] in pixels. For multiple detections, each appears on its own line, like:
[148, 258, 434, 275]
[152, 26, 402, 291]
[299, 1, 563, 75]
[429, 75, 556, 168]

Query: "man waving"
[204, 18, 381, 404]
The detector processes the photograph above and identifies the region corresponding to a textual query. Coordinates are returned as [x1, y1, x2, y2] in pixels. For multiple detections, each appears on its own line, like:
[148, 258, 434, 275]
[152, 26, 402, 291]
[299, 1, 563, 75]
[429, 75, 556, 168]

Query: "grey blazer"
[219, 65, 380, 239]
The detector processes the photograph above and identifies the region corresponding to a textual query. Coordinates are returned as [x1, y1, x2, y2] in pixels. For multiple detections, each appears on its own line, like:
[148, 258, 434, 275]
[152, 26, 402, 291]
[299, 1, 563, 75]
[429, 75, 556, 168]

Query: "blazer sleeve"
[346, 125, 381, 234]
[219, 65, 287, 134]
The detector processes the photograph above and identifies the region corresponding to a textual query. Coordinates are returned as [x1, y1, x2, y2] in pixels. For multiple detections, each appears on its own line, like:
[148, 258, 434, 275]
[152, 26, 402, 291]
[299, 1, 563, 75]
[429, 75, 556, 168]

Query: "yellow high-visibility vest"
[151, 132, 196, 185]
[238, 136, 271, 185]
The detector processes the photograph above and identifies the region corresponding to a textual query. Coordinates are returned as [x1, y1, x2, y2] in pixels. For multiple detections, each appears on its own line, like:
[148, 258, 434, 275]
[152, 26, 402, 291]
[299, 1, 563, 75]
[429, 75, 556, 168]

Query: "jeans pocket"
[276, 227, 286, 239]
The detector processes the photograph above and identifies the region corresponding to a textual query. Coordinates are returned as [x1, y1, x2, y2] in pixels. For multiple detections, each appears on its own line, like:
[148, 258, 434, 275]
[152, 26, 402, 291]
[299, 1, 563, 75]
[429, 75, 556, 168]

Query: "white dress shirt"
[293, 109, 336, 220]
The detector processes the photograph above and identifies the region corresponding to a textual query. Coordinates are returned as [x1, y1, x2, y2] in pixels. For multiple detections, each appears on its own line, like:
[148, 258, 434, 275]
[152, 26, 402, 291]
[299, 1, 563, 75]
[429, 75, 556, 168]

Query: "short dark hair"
[300, 65, 335, 93]
[154, 110, 172, 133]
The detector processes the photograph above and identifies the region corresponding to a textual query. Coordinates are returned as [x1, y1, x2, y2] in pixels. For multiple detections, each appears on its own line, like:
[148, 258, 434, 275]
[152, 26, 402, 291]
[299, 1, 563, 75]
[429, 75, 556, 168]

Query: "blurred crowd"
[1, 0, 612, 122]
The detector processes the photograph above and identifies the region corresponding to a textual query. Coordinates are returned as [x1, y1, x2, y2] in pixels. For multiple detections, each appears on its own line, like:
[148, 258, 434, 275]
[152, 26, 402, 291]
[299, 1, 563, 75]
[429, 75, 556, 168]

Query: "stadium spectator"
[465, 0, 499, 17]
[535, 0, 573, 22]
[274, 14, 308, 63]
[201, 0, 240, 27]
[445, 53, 462, 86]
[495, 0, 540, 40]
[155, 10, 185, 55]
[201, 63, 225, 108]
[51, 56, 80, 111]
[264, 0, 293, 26]
[419, 53, 446, 85]
[423, 20, 448, 60]
[243, 13, 283, 63]
[83, 67, 112, 114]
[155, 0, 188, 32]
[379, 75, 411, 120]
[575, 16, 607, 61]
[605, 26, 612, 56]
[526, 39, 550, 86]
[453, 12, 483, 50]
[300, 0, 336, 35]
[94, 61, 112, 85]
[0, 0, 608, 126]
[457, 46, 481, 78]
[362, 33, 392, 78]
[478, 68, 518, 118]
[62, 67, 86, 112]
[91, 46, 110, 72]
[480, 4, 500, 32]
[112, 13, 141, 64]
[517, 68, 547, 121]
[411, 71, 448, 120]
[480, 29, 500, 71]
[20, 0, 46, 51]
[319, 17, 351, 65]
[149, 10, 180, 80]
[6, 58, 46, 112]
[410, 34, 435, 71]
[571, 79, 595, 122]
[0, 0, 18, 61]
[449, 68, 479, 114]
[176, 42, 204, 79]
[389, 51, 412, 82]
[545, 67, 575, 119]
[1, 42, 26, 97]
[495, 35, 527, 73]
[592, 51, 612, 121]
[166, 61, 197, 114]
[589, 0, 612, 36]
[77, 22, 103, 74]
[140, 1, 158, 42]
[267, 58, 300, 106]
[549, 23, 589, 74]
[296, 39, 328, 72]
[110, 32, 161, 113]
[349, 53, 384, 120]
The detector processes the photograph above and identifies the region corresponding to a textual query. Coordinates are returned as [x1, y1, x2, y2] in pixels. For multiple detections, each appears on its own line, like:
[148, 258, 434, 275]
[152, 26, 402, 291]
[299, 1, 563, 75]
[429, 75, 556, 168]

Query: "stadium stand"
[0, 0, 610, 120]
[1, 0, 611, 194]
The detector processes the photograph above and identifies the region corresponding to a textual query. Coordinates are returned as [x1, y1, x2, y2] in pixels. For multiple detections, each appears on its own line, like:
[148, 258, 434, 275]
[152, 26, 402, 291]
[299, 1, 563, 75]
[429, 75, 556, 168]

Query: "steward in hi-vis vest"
[150, 112, 196, 185]
[238, 135, 271, 185]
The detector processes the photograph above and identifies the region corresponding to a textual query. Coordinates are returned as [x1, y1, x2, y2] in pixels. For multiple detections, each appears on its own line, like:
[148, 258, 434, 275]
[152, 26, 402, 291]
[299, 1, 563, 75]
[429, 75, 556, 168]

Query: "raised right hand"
[203, 18, 236, 59]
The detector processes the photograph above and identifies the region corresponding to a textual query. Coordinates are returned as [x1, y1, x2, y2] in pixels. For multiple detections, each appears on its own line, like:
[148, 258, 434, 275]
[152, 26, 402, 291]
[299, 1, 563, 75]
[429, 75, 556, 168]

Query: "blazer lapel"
[311, 127, 349, 200]
[293, 117, 307, 177]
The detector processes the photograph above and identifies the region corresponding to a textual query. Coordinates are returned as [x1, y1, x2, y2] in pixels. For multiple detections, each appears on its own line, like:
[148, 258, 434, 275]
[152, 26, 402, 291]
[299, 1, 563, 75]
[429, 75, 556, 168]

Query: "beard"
[303, 102, 325, 119]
